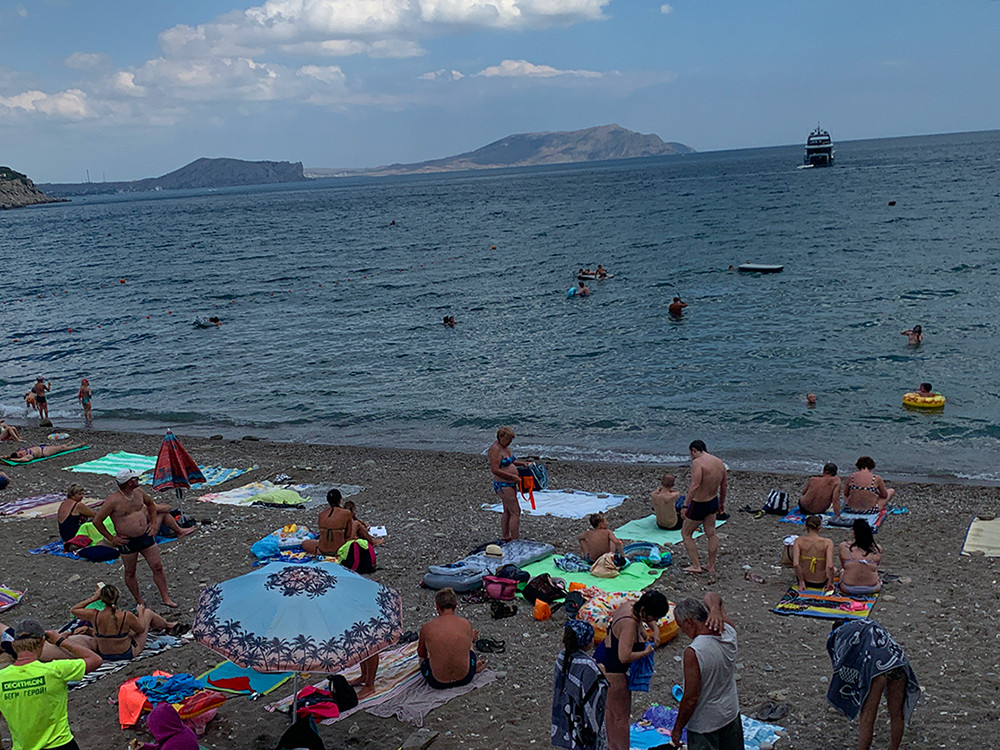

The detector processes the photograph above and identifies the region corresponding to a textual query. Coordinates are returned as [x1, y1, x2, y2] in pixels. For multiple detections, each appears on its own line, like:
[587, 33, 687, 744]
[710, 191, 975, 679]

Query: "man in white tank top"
[668, 593, 743, 750]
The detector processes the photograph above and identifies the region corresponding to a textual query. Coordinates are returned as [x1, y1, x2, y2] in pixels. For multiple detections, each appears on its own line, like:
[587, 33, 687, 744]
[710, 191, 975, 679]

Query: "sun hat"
[14, 618, 45, 640]
[484, 544, 504, 558]
[116, 468, 142, 484]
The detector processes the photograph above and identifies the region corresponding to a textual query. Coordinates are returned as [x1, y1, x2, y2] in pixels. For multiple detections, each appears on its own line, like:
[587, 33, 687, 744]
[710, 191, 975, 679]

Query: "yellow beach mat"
[961, 518, 1000, 557]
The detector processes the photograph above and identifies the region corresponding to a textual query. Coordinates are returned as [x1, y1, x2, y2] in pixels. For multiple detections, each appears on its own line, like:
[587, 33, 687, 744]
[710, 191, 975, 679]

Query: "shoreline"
[0, 424, 998, 748]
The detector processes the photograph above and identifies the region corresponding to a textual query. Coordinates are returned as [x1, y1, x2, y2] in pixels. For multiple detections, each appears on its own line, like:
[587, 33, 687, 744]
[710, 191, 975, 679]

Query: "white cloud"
[0, 88, 90, 119]
[476, 59, 601, 78]
[65, 52, 111, 71]
[419, 68, 464, 81]
[17, 5, 28, 18]
[297, 64, 346, 84]
[660, 4, 673, 14]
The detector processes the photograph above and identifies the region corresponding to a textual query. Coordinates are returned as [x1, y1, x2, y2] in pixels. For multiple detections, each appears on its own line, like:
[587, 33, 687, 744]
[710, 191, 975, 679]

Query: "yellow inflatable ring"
[902, 392, 945, 409]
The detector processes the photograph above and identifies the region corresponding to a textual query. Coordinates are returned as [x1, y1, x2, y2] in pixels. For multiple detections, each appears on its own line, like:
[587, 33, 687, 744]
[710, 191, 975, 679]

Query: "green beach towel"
[249, 489, 308, 507]
[521, 554, 668, 593]
[0, 445, 90, 466]
[614, 514, 726, 545]
[63, 451, 157, 476]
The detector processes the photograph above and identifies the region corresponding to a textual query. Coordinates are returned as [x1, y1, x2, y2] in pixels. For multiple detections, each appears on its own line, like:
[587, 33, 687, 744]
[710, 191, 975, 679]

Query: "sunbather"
[417, 588, 484, 693]
[57, 483, 98, 542]
[344, 500, 384, 547]
[792, 515, 835, 591]
[838, 519, 883, 595]
[68, 584, 184, 661]
[0, 420, 22, 442]
[302, 488, 353, 556]
[650, 473, 683, 530]
[578, 512, 623, 562]
[843, 456, 894, 513]
[5, 442, 86, 462]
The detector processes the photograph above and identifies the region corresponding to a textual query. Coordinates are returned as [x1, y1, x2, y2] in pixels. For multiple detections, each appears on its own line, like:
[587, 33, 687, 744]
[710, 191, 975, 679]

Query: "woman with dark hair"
[551, 619, 607, 750]
[792, 515, 835, 591]
[843, 457, 895, 513]
[901, 325, 922, 345]
[596, 591, 668, 750]
[302, 488, 352, 556]
[838, 519, 883, 596]
[56, 483, 97, 542]
[5, 442, 86, 462]
[69, 584, 184, 661]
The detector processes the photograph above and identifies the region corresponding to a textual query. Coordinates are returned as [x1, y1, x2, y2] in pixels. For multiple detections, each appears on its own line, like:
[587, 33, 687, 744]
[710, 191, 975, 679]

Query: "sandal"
[474, 637, 506, 654]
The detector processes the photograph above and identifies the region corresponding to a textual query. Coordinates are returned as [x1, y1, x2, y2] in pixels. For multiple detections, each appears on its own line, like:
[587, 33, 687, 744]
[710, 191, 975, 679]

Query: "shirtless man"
[302, 489, 353, 556]
[417, 588, 485, 690]
[31, 377, 51, 421]
[578, 513, 623, 562]
[92, 469, 194, 608]
[668, 297, 687, 317]
[651, 473, 684, 530]
[799, 463, 841, 515]
[680, 440, 727, 573]
[577, 281, 591, 297]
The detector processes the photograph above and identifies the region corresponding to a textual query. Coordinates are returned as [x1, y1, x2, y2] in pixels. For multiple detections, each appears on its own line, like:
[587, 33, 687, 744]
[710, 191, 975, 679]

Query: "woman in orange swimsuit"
[792, 515, 835, 590]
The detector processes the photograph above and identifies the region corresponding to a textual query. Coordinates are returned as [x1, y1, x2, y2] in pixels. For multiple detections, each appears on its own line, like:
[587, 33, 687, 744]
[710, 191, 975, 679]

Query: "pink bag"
[482, 576, 518, 600]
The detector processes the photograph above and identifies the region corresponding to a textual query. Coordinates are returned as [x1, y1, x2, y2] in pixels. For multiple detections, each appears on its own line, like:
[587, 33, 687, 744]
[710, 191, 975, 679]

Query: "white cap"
[116, 468, 141, 484]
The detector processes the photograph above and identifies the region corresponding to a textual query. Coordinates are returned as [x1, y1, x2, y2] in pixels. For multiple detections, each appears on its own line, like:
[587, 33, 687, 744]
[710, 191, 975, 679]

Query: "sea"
[3, 130, 1000, 483]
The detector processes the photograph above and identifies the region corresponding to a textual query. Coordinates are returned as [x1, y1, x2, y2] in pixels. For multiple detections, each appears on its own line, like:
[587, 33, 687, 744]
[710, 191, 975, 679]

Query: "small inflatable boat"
[577, 273, 614, 281]
[738, 263, 784, 274]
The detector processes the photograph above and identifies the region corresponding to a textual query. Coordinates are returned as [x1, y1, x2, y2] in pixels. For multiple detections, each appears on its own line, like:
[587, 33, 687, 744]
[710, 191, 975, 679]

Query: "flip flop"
[766, 702, 791, 721]
[752, 700, 777, 722]
[474, 637, 506, 654]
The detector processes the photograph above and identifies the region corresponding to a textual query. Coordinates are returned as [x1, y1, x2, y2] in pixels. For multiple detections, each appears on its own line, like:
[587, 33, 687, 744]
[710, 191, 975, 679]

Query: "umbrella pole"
[290, 672, 299, 725]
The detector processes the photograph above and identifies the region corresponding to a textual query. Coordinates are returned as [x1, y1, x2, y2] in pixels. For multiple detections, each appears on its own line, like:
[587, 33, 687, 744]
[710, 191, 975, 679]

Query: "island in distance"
[307, 124, 694, 177]
[0, 166, 67, 209]
[38, 157, 308, 198]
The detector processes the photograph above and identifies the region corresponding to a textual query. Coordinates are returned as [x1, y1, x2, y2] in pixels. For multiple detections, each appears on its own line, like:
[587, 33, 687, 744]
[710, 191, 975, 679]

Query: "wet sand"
[0, 425, 997, 749]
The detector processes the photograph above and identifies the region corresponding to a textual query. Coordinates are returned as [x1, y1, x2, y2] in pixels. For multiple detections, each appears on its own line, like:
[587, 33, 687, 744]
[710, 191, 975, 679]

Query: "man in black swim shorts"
[681, 440, 728, 574]
[116, 533, 155, 555]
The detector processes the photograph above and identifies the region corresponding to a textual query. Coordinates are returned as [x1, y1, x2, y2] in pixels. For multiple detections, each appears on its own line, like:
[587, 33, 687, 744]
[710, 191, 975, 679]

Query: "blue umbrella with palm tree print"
[193, 562, 402, 674]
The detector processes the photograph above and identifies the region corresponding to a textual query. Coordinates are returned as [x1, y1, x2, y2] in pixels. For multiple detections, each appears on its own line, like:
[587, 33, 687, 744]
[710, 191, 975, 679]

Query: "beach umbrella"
[193, 562, 403, 717]
[152, 429, 205, 500]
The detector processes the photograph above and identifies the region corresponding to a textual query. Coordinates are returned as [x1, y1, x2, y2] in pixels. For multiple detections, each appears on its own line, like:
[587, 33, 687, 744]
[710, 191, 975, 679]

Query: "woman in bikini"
[69, 584, 184, 661]
[57, 483, 97, 542]
[838, 519, 883, 596]
[596, 591, 668, 750]
[0, 420, 22, 442]
[843, 456, 895, 513]
[488, 426, 528, 542]
[5, 442, 86, 463]
[78, 379, 93, 422]
[302, 488, 353, 556]
[792, 515, 835, 591]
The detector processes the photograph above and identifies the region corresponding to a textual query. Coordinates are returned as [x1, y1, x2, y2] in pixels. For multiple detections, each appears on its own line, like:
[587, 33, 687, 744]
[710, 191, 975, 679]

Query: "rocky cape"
[38, 158, 308, 197]
[306, 124, 695, 178]
[0, 166, 67, 209]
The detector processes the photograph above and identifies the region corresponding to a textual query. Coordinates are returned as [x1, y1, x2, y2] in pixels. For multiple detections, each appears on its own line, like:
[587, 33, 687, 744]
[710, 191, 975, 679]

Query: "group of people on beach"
[18, 376, 93, 424]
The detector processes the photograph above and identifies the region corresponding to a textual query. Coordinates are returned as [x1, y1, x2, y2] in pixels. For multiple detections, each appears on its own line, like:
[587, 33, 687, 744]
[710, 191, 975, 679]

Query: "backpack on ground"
[762, 489, 790, 515]
[522, 573, 568, 604]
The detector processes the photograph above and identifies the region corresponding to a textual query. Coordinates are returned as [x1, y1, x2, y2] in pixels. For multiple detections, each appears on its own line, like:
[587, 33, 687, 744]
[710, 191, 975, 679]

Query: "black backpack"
[495, 563, 530, 583]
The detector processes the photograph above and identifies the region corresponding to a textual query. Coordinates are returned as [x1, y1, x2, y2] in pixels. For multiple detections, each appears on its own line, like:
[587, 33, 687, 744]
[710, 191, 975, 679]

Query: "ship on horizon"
[802, 125, 835, 167]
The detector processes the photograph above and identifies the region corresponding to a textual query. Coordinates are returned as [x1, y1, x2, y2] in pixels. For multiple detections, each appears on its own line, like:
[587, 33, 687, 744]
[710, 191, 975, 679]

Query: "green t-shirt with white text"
[0, 658, 85, 750]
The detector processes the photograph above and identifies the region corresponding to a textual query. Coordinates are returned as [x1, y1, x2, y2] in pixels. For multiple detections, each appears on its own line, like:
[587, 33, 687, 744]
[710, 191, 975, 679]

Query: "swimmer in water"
[668, 296, 687, 317]
[443, 316, 456, 328]
[901, 325, 922, 345]
[577, 281, 591, 297]
[806, 393, 817, 406]
[596, 264, 609, 279]
[915, 382, 935, 397]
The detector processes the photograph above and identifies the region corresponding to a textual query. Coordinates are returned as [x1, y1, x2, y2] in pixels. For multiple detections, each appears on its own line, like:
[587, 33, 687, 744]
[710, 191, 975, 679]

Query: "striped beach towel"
[64, 451, 157, 476]
[773, 584, 879, 620]
[0, 585, 25, 613]
[69, 633, 193, 691]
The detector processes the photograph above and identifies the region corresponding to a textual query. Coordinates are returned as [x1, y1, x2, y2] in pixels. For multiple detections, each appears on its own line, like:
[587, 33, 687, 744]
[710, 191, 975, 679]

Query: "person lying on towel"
[5, 442, 86, 462]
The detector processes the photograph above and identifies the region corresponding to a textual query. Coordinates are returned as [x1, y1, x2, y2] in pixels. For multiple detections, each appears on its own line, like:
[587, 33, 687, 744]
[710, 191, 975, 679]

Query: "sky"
[1, 0, 998, 182]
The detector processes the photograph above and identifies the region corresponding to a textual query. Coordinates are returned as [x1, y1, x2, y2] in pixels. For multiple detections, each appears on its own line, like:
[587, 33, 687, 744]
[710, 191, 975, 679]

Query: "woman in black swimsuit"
[57, 484, 97, 542]
[595, 591, 669, 750]
[69, 585, 184, 661]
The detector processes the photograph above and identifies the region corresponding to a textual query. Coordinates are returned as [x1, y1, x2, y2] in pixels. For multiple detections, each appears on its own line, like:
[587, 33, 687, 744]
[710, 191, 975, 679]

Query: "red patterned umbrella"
[152, 429, 205, 499]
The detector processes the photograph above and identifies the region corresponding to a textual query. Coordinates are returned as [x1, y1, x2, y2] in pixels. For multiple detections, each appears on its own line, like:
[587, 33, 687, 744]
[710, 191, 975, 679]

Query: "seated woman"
[302, 489, 352, 556]
[0, 420, 22, 442]
[57, 483, 97, 542]
[5, 442, 86, 463]
[838, 519, 883, 596]
[792, 515, 835, 591]
[69, 584, 183, 661]
[843, 456, 895, 513]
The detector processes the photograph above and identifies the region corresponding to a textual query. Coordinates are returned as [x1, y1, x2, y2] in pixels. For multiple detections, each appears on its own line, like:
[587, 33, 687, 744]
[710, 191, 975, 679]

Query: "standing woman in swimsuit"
[792, 515, 835, 591]
[838, 519, 883, 595]
[57, 483, 97, 542]
[843, 456, 895, 513]
[68, 584, 183, 661]
[596, 591, 668, 750]
[78, 378, 93, 423]
[302, 488, 353, 556]
[488, 426, 527, 542]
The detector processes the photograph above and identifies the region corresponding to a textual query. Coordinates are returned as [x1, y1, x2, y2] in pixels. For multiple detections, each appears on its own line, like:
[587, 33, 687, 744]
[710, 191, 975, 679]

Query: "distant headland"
[0, 166, 67, 210]
[37, 158, 308, 198]
[307, 124, 695, 178]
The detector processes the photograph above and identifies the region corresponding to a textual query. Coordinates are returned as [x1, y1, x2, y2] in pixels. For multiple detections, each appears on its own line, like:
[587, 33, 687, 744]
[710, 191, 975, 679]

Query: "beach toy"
[672, 684, 684, 702]
[902, 392, 945, 409]
[47, 432, 70, 441]
[533, 599, 551, 621]
[568, 581, 587, 592]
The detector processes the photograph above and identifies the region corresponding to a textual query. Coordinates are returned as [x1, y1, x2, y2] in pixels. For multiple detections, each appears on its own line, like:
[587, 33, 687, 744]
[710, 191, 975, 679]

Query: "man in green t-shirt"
[0, 618, 101, 750]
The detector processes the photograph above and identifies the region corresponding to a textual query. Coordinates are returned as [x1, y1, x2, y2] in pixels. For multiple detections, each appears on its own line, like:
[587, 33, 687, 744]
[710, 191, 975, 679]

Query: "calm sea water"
[3, 130, 1000, 482]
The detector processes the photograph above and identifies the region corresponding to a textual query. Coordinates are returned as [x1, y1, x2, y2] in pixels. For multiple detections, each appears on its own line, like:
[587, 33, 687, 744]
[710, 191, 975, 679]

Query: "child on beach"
[78, 379, 92, 422]
[578, 513, 623, 563]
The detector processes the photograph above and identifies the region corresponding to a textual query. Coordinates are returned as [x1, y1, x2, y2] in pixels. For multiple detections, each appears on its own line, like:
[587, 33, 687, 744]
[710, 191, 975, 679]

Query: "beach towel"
[69, 634, 193, 691]
[267, 641, 424, 724]
[826, 619, 921, 723]
[773, 584, 879, 620]
[365, 668, 496, 726]
[0, 493, 67, 517]
[249, 489, 309, 507]
[198, 661, 292, 696]
[629, 704, 785, 750]
[30, 533, 174, 564]
[0, 445, 90, 466]
[614, 514, 726, 545]
[64, 451, 156, 476]
[522, 554, 668, 593]
[139, 465, 253, 489]
[482, 489, 627, 519]
[0, 585, 25, 613]
[781, 507, 887, 532]
[961, 517, 1000, 557]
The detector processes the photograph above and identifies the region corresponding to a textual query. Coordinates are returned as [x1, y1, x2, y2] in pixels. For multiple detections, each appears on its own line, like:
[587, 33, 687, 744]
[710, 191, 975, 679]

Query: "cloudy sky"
[2, 0, 998, 182]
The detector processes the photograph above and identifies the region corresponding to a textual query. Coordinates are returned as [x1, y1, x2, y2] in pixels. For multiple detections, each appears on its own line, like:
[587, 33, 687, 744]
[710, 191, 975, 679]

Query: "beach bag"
[780, 535, 798, 567]
[522, 574, 567, 604]
[529, 462, 549, 490]
[326, 675, 358, 711]
[495, 563, 530, 583]
[590, 552, 621, 579]
[338, 539, 376, 574]
[482, 576, 519, 601]
[763, 489, 790, 515]
[276, 714, 326, 750]
[64, 534, 92, 553]
[77, 545, 120, 562]
[517, 466, 536, 507]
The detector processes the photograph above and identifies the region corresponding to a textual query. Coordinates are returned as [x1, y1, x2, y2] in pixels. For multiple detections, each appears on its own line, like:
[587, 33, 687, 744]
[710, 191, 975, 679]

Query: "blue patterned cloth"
[552, 649, 608, 750]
